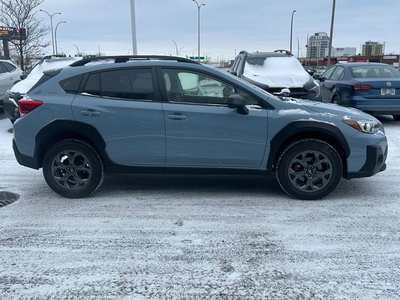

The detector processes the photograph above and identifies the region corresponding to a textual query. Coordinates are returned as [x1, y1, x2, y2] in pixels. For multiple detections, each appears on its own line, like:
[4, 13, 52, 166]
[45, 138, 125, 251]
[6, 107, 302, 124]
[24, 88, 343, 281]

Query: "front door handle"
[80, 109, 101, 117]
[166, 113, 188, 120]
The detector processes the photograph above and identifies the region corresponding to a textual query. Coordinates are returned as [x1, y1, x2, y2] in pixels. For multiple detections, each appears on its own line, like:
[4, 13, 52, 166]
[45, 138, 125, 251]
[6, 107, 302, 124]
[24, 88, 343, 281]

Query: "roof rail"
[69, 55, 198, 67]
[274, 49, 293, 56]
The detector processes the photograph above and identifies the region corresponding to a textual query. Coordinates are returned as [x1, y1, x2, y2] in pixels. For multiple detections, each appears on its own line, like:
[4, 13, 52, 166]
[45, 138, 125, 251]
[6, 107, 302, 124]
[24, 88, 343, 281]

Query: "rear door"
[71, 68, 166, 166]
[160, 68, 269, 168]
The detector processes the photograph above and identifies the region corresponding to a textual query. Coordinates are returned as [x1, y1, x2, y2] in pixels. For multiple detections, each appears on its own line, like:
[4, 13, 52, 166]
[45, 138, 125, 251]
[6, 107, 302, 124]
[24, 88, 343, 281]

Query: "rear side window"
[60, 74, 83, 94]
[2, 62, 16, 72]
[82, 68, 154, 100]
[0, 63, 6, 74]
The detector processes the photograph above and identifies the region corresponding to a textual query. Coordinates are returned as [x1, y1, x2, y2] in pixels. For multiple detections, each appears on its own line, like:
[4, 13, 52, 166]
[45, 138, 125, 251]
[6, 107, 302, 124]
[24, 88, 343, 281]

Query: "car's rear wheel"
[276, 139, 343, 200]
[393, 115, 400, 121]
[43, 140, 104, 198]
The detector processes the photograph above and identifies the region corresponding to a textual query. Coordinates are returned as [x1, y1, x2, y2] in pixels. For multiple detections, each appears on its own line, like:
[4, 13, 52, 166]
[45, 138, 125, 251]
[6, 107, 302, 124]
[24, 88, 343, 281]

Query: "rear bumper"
[343, 97, 400, 115]
[346, 145, 387, 179]
[13, 139, 40, 169]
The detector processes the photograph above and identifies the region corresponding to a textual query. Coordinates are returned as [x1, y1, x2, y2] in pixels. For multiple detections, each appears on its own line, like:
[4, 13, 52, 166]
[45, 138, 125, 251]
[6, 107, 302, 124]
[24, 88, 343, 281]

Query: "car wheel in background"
[43, 140, 104, 198]
[276, 139, 343, 200]
[393, 115, 400, 121]
[331, 95, 340, 105]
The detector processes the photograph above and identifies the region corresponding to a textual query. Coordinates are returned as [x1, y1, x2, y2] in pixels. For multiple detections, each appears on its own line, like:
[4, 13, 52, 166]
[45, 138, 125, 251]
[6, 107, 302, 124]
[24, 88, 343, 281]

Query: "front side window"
[163, 69, 260, 106]
[82, 68, 154, 100]
[330, 66, 344, 81]
[321, 66, 336, 80]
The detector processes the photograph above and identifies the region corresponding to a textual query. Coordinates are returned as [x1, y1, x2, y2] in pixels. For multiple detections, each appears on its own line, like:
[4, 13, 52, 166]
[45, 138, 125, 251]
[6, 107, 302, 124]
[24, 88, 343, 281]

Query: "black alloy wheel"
[276, 139, 343, 200]
[43, 140, 104, 198]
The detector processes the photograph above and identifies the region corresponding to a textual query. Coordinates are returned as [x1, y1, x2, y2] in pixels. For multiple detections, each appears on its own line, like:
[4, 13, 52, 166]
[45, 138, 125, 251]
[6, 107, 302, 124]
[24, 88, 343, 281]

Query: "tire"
[42, 140, 104, 198]
[276, 139, 343, 200]
[393, 115, 400, 121]
[331, 95, 340, 105]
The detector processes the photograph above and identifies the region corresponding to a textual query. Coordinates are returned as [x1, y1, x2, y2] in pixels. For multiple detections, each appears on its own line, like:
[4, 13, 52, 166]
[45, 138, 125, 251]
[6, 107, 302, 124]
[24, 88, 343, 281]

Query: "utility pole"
[290, 10, 296, 54]
[193, 0, 205, 62]
[130, 0, 137, 55]
[327, 0, 336, 66]
[40, 10, 61, 55]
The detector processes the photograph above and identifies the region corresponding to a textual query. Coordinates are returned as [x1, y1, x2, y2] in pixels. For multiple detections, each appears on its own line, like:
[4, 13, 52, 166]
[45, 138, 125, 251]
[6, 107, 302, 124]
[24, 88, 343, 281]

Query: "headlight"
[342, 118, 380, 134]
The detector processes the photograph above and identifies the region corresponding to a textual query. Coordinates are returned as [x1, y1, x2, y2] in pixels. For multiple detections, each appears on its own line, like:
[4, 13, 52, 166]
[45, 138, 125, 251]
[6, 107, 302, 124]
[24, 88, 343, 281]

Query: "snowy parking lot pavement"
[0, 115, 400, 299]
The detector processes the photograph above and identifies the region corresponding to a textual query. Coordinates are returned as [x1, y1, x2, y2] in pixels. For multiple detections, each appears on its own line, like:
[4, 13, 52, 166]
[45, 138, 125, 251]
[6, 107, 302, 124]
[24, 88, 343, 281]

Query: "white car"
[4, 56, 81, 123]
[230, 50, 321, 100]
[0, 60, 23, 108]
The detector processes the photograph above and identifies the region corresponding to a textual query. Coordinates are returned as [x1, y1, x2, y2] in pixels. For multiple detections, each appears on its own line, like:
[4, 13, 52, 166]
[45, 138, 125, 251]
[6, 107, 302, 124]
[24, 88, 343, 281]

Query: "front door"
[161, 68, 269, 169]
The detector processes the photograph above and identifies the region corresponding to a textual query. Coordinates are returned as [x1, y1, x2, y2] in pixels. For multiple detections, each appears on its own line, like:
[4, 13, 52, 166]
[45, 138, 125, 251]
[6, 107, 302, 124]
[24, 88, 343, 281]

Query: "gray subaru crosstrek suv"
[12, 56, 387, 200]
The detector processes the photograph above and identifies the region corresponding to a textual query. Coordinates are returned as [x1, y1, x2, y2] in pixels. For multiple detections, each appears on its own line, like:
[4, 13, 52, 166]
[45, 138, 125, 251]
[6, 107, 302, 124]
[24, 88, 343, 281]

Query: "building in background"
[307, 32, 330, 58]
[329, 47, 357, 57]
[362, 41, 384, 56]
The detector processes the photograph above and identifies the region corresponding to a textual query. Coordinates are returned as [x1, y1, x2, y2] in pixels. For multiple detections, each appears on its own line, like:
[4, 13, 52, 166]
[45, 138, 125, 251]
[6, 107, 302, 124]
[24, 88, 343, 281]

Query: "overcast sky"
[38, 0, 400, 60]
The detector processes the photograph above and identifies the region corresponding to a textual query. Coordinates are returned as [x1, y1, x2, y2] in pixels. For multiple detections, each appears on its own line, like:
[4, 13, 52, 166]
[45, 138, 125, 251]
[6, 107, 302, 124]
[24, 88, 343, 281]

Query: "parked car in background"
[0, 60, 23, 109]
[230, 50, 321, 100]
[12, 55, 387, 200]
[315, 63, 400, 120]
[4, 56, 81, 123]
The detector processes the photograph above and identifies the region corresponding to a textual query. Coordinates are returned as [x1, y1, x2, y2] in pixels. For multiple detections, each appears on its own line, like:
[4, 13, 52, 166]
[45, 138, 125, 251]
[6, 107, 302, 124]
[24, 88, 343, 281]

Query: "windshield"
[350, 65, 400, 79]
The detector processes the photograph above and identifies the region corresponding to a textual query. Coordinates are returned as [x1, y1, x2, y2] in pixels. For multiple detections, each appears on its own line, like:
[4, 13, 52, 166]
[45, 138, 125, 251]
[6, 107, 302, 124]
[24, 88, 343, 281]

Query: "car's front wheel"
[276, 139, 343, 200]
[43, 140, 104, 198]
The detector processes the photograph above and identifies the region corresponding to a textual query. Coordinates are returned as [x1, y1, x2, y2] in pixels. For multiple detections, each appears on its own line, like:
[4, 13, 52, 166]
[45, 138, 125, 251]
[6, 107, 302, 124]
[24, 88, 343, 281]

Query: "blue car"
[317, 63, 400, 120]
[12, 56, 388, 200]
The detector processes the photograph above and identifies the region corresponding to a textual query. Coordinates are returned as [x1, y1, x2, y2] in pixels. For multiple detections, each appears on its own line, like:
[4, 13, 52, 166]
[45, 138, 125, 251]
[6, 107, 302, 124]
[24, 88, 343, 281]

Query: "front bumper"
[345, 145, 387, 179]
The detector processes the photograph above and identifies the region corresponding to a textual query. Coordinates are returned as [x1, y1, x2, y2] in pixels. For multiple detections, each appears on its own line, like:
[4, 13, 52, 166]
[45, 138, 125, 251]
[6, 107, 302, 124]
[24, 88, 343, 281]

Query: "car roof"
[342, 62, 392, 68]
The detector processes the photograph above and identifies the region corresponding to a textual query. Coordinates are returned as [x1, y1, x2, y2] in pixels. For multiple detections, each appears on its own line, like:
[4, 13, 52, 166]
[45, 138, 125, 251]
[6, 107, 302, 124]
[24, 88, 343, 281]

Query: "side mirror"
[313, 74, 322, 81]
[228, 93, 249, 115]
[229, 70, 237, 76]
[20, 74, 27, 80]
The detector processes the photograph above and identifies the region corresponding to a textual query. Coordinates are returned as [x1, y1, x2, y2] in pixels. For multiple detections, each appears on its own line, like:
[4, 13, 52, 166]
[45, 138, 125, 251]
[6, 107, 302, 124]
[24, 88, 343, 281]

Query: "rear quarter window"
[60, 74, 84, 94]
[2, 62, 17, 72]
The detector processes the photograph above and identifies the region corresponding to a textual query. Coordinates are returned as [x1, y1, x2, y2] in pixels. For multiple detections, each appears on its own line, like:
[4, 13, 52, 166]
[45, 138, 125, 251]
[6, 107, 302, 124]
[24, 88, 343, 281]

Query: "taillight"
[352, 84, 373, 91]
[18, 100, 43, 115]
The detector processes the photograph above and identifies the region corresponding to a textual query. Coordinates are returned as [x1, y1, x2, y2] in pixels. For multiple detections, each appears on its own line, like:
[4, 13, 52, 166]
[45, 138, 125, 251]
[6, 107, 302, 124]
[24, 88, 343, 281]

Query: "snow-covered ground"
[0, 114, 399, 299]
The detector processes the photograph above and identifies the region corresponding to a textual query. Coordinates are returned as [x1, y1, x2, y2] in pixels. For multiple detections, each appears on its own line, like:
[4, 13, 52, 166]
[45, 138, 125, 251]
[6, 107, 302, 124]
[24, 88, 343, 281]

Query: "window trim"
[157, 66, 272, 109]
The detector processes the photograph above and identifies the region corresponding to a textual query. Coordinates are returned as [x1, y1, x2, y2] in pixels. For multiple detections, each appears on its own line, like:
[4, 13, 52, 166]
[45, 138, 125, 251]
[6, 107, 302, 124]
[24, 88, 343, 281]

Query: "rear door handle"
[80, 109, 101, 117]
[166, 113, 188, 121]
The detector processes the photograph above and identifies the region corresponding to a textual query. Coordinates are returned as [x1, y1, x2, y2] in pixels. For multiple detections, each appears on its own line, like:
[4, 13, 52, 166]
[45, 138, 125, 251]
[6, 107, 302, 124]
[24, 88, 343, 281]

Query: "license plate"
[381, 88, 395, 96]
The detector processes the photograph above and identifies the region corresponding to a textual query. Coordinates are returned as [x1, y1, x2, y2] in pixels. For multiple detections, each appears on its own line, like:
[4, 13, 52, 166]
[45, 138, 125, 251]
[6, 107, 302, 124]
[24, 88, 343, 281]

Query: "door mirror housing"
[228, 93, 249, 115]
[20, 74, 27, 80]
[313, 73, 321, 81]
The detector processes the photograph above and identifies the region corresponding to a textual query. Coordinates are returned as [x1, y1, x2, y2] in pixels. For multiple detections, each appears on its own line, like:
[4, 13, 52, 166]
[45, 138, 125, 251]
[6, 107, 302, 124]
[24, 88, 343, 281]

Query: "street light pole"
[130, 0, 137, 55]
[54, 21, 66, 55]
[327, 0, 336, 66]
[193, 0, 205, 62]
[290, 10, 296, 54]
[40, 9, 61, 55]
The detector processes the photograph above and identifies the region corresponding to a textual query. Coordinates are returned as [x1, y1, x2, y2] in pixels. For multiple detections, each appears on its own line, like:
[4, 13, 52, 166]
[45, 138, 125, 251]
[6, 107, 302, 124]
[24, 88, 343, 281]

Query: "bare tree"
[0, 0, 49, 71]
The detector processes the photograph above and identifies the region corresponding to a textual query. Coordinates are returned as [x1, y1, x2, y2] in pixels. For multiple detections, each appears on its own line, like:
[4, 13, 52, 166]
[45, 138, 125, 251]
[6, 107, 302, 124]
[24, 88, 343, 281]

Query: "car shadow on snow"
[98, 174, 284, 198]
